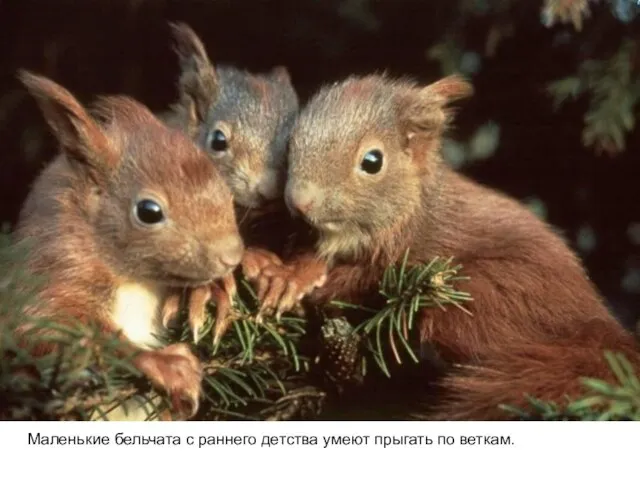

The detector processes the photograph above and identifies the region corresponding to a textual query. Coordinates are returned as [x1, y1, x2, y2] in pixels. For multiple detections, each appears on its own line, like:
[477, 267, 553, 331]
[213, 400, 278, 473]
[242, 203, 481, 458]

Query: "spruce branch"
[150, 278, 313, 420]
[0, 314, 158, 421]
[330, 252, 472, 378]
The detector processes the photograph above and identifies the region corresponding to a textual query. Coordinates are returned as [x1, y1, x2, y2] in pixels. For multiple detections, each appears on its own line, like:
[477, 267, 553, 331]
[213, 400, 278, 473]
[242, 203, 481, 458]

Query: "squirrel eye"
[208, 129, 228, 152]
[135, 199, 165, 226]
[360, 149, 384, 174]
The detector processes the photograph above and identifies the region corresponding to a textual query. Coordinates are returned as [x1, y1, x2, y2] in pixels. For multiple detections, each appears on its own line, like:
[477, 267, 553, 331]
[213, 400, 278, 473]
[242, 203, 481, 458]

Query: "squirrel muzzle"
[202, 234, 244, 278]
[284, 180, 326, 220]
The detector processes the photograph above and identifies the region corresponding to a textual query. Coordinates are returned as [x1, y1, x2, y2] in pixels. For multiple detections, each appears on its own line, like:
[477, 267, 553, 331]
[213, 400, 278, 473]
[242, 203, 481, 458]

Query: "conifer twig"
[331, 251, 472, 377]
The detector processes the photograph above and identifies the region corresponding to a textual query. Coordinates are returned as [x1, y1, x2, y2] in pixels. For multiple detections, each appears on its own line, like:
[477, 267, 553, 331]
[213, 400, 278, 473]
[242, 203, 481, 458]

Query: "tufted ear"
[270, 65, 292, 85]
[400, 75, 472, 136]
[423, 75, 473, 102]
[169, 22, 218, 132]
[399, 75, 473, 165]
[19, 70, 118, 184]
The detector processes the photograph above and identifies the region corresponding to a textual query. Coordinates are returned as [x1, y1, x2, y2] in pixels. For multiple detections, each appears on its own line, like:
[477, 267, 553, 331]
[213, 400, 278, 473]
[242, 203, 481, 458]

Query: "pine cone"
[318, 318, 363, 387]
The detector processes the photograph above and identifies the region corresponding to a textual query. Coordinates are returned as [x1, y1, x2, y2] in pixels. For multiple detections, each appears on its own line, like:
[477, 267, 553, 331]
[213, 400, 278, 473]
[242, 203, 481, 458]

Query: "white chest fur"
[111, 281, 166, 350]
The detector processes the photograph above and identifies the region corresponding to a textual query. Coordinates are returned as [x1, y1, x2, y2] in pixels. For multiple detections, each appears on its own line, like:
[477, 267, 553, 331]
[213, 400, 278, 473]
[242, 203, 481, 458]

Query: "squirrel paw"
[134, 343, 203, 420]
[241, 247, 284, 280]
[258, 256, 328, 319]
[185, 274, 238, 345]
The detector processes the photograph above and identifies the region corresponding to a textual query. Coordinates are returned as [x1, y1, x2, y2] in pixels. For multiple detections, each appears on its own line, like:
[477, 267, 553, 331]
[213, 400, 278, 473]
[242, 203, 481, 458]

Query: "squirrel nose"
[209, 235, 244, 270]
[293, 199, 315, 215]
[285, 181, 323, 217]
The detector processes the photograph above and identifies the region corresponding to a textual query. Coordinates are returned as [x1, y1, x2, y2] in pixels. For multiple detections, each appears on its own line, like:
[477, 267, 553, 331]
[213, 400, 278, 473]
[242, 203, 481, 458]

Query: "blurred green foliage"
[548, 39, 640, 155]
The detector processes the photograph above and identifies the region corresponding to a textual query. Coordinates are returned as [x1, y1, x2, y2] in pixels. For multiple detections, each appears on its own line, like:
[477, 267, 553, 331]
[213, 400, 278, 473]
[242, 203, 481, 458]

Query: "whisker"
[238, 206, 253, 227]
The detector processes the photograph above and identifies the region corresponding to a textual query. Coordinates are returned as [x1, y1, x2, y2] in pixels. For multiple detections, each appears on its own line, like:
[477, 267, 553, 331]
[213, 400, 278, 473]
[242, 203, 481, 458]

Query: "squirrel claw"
[276, 281, 304, 317]
[134, 343, 203, 420]
[221, 273, 237, 302]
[260, 275, 287, 314]
[162, 292, 182, 329]
[255, 274, 271, 303]
[211, 281, 234, 345]
[183, 273, 237, 344]
[187, 285, 212, 344]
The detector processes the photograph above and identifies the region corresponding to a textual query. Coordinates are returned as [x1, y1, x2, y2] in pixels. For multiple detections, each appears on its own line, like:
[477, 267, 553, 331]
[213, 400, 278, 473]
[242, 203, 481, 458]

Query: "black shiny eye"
[360, 149, 384, 174]
[209, 129, 228, 152]
[135, 199, 165, 225]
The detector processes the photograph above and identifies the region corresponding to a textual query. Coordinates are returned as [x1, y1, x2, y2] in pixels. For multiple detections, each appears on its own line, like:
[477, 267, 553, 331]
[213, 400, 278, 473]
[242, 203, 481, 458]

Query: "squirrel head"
[19, 71, 244, 286]
[285, 74, 472, 261]
[170, 22, 299, 209]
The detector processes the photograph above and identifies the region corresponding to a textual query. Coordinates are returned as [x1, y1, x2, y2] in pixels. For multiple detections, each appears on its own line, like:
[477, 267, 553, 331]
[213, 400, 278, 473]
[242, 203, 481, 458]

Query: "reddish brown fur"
[8, 71, 243, 419]
[286, 74, 640, 420]
[430, 323, 639, 420]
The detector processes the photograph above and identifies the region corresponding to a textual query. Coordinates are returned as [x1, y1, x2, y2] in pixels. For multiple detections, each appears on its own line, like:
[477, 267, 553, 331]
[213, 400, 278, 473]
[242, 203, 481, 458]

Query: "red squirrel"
[9, 71, 244, 420]
[163, 23, 322, 341]
[278, 73, 640, 419]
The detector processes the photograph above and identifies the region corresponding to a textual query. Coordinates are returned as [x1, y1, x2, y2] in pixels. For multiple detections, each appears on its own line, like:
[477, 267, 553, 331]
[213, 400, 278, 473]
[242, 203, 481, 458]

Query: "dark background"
[0, 0, 638, 328]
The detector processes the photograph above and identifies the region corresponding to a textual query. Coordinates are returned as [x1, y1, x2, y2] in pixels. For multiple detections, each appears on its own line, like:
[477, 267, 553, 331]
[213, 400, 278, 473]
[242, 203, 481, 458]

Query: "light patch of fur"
[95, 281, 167, 421]
[111, 281, 166, 350]
[316, 212, 414, 264]
[317, 226, 373, 263]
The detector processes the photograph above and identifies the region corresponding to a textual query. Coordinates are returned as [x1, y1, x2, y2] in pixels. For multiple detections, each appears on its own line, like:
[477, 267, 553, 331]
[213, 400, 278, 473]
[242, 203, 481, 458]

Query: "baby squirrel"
[164, 23, 322, 341]
[10, 71, 244, 420]
[280, 73, 640, 419]
[169, 22, 297, 209]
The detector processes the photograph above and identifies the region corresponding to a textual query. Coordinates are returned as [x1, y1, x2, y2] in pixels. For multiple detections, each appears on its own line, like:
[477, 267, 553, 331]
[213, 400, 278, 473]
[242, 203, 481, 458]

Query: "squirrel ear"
[401, 75, 472, 134]
[18, 70, 117, 180]
[399, 75, 472, 163]
[421, 75, 473, 104]
[270, 66, 292, 85]
[169, 22, 218, 131]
